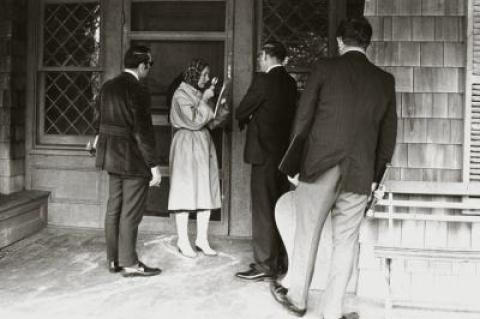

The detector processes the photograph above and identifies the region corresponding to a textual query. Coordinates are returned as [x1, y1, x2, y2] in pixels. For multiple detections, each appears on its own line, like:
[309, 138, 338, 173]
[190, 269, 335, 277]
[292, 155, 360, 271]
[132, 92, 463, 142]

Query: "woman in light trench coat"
[168, 59, 221, 258]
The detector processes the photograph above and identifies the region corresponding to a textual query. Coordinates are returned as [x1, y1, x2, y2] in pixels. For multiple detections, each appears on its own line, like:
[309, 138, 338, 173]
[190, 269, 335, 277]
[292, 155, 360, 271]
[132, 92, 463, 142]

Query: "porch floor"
[0, 228, 477, 319]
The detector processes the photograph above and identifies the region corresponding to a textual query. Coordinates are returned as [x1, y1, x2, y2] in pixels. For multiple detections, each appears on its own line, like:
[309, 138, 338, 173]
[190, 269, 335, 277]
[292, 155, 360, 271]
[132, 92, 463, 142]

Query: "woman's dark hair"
[124, 45, 151, 69]
[336, 17, 373, 49]
[262, 41, 287, 62]
[166, 72, 185, 123]
[184, 58, 209, 88]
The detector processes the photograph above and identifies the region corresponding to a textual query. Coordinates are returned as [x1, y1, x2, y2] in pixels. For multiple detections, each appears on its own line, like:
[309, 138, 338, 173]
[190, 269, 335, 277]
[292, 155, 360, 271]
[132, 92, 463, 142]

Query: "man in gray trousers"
[94, 45, 162, 277]
[271, 17, 397, 319]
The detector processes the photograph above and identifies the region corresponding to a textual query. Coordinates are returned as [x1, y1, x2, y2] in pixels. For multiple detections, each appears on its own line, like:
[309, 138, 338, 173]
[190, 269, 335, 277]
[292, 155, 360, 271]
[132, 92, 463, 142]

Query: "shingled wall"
[0, 0, 27, 194]
[356, 0, 480, 308]
[367, 0, 465, 182]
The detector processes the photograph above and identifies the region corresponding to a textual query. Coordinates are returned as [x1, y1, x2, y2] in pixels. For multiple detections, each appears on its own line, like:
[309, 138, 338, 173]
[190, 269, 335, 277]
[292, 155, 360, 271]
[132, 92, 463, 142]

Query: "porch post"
[229, 0, 256, 237]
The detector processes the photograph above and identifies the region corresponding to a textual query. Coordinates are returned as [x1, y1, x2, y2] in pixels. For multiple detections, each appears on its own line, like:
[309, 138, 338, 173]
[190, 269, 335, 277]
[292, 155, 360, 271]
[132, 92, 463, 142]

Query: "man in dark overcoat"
[94, 45, 162, 277]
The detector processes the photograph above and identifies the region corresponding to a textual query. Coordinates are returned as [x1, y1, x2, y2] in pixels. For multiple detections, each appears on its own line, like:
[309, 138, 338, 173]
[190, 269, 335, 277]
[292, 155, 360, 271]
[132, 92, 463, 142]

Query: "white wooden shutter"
[465, 0, 480, 181]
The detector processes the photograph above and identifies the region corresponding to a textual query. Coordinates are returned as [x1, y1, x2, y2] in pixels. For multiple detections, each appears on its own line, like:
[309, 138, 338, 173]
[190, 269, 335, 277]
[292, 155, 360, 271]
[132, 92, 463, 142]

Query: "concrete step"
[0, 190, 50, 248]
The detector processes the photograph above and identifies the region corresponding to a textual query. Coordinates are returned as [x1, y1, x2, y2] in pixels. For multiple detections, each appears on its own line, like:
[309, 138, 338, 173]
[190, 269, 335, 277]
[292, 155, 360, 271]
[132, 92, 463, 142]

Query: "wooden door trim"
[122, 0, 233, 235]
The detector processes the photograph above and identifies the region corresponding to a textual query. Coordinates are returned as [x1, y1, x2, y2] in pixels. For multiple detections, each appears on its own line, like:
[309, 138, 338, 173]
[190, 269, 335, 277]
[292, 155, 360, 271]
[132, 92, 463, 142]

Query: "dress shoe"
[121, 261, 162, 277]
[195, 245, 218, 256]
[278, 295, 306, 317]
[339, 312, 359, 319]
[177, 246, 197, 258]
[269, 280, 288, 304]
[235, 267, 274, 281]
[108, 261, 123, 273]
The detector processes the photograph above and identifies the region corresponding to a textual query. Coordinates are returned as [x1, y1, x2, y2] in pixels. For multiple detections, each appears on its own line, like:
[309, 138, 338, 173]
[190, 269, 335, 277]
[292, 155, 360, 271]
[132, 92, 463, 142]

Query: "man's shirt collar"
[124, 69, 139, 81]
[342, 47, 366, 56]
[266, 64, 283, 73]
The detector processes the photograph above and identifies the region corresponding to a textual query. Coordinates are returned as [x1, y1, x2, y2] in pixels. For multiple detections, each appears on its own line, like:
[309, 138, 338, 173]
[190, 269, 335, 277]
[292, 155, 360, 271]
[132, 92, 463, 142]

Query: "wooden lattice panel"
[44, 72, 100, 135]
[43, 2, 101, 67]
[262, 0, 330, 68]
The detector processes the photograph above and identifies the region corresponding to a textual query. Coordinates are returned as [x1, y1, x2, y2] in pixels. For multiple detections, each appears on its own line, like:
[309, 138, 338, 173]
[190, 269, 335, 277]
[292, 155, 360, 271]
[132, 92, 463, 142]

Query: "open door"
[123, 0, 233, 235]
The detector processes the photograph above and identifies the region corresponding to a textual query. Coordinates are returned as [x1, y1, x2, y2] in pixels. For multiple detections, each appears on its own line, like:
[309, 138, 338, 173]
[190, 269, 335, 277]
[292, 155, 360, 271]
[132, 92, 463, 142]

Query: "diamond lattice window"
[44, 72, 100, 135]
[43, 3, 101, 67]
[39, 1, 101, 140]
[262, 0, 330, 69]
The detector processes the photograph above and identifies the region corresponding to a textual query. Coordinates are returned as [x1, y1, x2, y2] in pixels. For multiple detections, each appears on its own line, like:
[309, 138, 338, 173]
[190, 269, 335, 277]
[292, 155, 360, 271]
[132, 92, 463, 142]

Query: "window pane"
[131, 1, 225, 32]
[43, 72, 100, 135]
[347, 0, 365, 18]
[145, 177, 170, 217]
[43, 2, 101, 67]
[153, 125, 172, 166]
[132, 40, 225, 111]
[145, 177, 222, 221]
[262, 0, 330, 68]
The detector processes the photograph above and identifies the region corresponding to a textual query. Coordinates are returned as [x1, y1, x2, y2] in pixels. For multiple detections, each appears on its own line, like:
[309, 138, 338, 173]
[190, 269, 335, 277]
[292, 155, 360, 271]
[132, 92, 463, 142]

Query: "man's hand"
[287, 173, 300, 187]
[371, 182, 386, 200]
[149, 166, 162, 187]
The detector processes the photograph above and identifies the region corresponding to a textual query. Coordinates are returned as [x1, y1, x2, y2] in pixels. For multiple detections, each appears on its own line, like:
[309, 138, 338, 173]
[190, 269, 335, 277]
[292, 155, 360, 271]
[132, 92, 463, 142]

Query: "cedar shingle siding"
[0, 0, 26, 194]
[366, 0, 466, 182]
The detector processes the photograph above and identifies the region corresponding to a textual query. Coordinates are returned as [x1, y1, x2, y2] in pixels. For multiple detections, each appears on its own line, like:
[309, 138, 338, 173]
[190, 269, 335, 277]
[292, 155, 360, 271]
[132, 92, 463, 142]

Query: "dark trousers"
[251, 155, 289, 273]
[105, 173, 149, 267]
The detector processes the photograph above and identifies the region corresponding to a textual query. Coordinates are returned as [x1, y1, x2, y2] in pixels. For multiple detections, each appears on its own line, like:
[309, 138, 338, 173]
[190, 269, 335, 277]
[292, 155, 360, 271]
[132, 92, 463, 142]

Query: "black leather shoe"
[235, 267, 274, 281]
[108, 261, 123, 273]
[282, 296, 306, 317]
[269, 280, 288, 304]
[121, 261, 162, 277]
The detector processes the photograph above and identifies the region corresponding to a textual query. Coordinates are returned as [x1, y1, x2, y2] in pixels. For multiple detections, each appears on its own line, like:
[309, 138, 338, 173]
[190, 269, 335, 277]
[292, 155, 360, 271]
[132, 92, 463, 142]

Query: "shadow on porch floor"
[0, 228, 477, 319]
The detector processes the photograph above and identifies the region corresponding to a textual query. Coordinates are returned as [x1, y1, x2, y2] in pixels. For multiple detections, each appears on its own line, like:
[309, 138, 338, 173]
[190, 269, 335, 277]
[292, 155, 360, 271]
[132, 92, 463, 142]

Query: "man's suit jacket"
[292, 51, 397, 195]
[236, 67, 297, 164]
[94, 72, 160, 178]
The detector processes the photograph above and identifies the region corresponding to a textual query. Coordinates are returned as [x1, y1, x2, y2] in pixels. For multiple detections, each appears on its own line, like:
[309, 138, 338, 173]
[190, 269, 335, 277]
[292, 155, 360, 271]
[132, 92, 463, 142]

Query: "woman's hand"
[202, 87, 215, 102]
[202, 77, 218, 102]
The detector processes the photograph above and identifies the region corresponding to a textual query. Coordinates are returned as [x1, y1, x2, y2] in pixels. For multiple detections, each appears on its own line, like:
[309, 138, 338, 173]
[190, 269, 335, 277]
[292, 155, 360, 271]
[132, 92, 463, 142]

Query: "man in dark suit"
[94, 45, 162, 277]
[271, 18, 397, 318]
[235, 41, 298, 281]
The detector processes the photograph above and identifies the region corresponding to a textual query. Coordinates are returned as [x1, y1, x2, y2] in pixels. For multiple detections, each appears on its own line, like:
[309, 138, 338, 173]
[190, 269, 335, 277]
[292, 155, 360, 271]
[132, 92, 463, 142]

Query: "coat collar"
[178, 81, 202, 99]
[342, 50, 368, 61]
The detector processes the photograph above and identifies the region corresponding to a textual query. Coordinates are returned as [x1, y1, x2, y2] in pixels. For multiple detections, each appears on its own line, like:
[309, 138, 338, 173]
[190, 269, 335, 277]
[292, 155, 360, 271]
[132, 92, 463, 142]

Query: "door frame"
[118, 0, 234, 236]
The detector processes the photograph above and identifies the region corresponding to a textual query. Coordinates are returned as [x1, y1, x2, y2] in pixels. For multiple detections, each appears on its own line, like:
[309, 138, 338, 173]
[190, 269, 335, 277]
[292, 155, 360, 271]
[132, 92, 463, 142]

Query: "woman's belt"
[173, 127, 206, 133]
[99, 124, 131, 137]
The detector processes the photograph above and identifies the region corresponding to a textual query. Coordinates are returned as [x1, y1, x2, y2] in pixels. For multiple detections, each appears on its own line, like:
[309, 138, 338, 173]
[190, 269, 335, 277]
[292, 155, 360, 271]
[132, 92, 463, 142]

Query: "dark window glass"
[145, 177, 171, 217]
[262, 0, 330, 69]
[347, 0, 365, 18]
[261, 0, 365, 89]
[153, 126, 172, 166]
[43, 2, 101, 67]
[132, 40, 225, 111]
[44, 71, 100, 135]
[131, 1, 225, 32]
[145, 177, 222, 221]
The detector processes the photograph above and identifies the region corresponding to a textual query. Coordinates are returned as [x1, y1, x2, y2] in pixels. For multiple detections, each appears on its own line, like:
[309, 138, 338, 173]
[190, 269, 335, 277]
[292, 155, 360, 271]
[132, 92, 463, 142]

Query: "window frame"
[123, 0, 233, 234]
[255, 0, 349, 89]
[34, 0, 104, 148]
